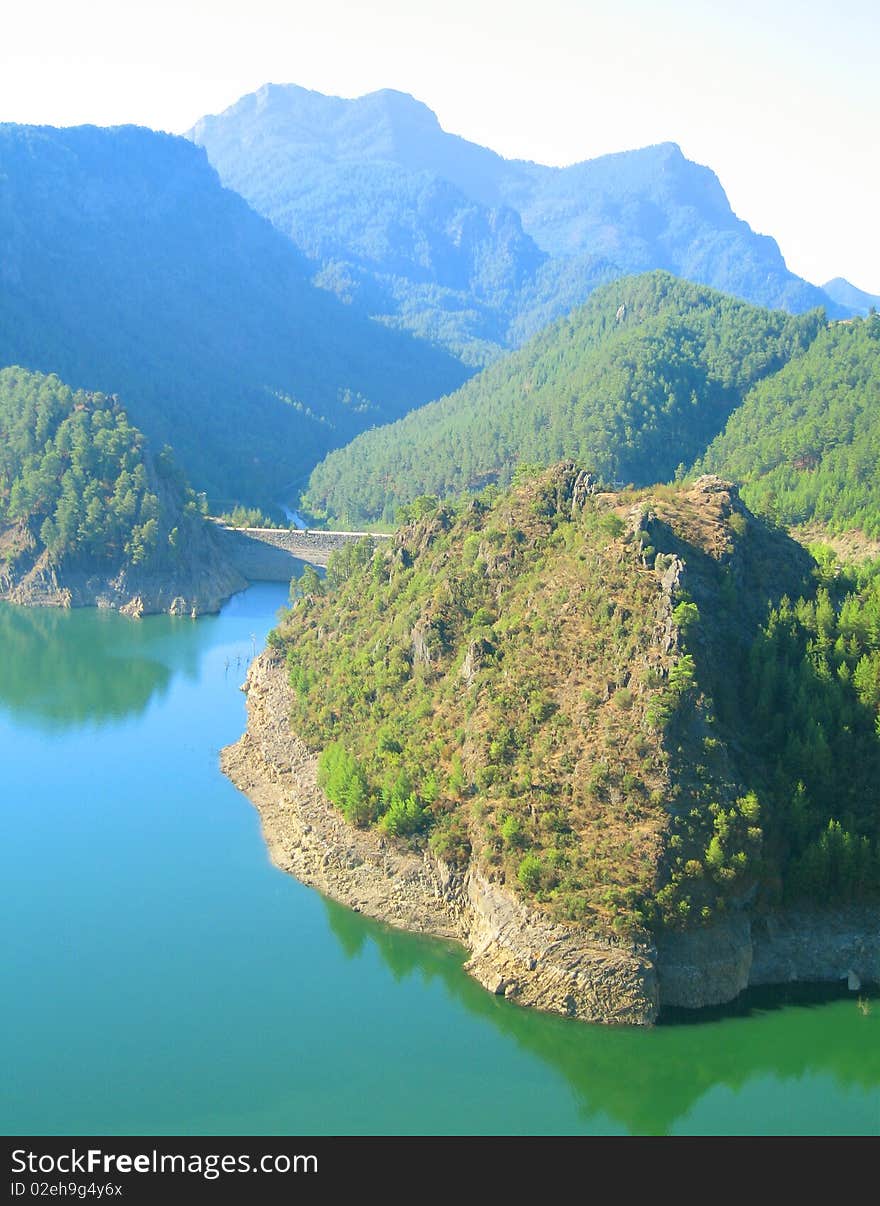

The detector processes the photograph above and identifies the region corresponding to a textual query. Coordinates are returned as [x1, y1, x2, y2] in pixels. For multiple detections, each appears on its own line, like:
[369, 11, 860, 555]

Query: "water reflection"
[2, 580, 876, 1136]
[0, 579, 304, 731]
[0, 605, 172, 728]
[319, 897, 880, 1135]
[0, 593, 250, 730]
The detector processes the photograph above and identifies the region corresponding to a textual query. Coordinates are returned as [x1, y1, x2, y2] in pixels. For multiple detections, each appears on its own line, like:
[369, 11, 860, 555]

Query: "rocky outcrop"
[0, 523, 247, 617]
[463, 875, 657, 1024]
[656, 909, 879, 1008]
[223, 651, 879, 1024]
[750, 909, 879, 991]
[656, 916, 754, 1008]
[221, 650, 660, 1025]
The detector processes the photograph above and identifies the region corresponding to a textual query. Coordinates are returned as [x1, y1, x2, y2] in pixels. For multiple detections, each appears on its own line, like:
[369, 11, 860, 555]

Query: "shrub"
[475, 764, 498, 790]
[429, 816, 472, 865]
[672, 600, 700, 631]
[500, 814, 526, 849]
[379, 793, 428, 837]
[517, 853, 543, 893]
[317, 742, 374, 826]
[600, 512, 626, 539]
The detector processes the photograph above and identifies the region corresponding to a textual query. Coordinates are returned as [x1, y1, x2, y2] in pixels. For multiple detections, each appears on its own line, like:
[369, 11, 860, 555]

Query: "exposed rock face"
[749, 910, 879, 990]
[221, 650, 660, 1025]
[224, 652, 879, 1024]
[656, 916, 754, 1008]
[0, 524, 247, 617]
[220, 651, 467, 940]
[463, 875, 657, 1024]
[569, 469, 600, 516]
[656, 909, 879, 1008]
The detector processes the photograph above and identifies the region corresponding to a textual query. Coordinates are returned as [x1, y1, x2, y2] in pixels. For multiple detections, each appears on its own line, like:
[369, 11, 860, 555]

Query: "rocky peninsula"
[223, 650, 879, 1024]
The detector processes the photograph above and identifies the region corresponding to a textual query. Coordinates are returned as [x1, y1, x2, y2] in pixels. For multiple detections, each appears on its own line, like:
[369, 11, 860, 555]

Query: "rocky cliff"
[222, 651, 879, 1024]
[222, 650, 659, 1024]
[0, 520, 247, 617]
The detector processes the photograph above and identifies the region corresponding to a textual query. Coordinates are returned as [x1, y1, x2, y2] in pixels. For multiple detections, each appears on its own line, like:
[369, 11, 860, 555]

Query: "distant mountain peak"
[822, 277, 880, 317]
[358, 87, 440, 121]
[200, 82, 442, 146]
[189, 82, 845, 360]
[250, 81, 434, 114]
[645, 139, 685, 158]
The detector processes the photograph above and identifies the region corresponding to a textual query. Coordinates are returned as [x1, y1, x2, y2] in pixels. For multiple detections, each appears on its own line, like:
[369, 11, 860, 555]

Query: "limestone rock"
[222, 652, 880, 1025]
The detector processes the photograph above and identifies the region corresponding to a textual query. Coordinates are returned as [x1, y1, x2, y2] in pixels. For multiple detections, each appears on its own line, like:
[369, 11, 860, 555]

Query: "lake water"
[1, 583, 877, 1136]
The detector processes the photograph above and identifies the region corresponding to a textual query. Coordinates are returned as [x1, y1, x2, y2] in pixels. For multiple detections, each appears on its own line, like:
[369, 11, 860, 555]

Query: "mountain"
[190, 85, 514, 210]
[697, 315, 880, 538]
[301, 273, 822, 525]
[822, 277, 880, 318]
[504, 142, 835, 331]
[189, 87, 547, 364]
[231, 464, 879, 1019]
[189, 84, 844, 362]
[0, 123, 468, 503]
[0, 366, 244, 614]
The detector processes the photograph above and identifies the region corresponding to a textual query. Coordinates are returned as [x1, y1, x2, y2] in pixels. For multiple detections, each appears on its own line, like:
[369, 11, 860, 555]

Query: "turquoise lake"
[1, 582, 877, 1136]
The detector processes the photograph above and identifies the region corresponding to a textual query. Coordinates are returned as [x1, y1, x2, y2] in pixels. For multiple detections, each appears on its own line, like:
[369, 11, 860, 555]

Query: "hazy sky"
[3, 0, 878, 292]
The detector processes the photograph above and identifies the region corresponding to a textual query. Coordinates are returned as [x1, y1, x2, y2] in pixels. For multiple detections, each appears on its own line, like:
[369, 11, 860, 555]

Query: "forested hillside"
[698, 317, 880, 537]
[302, 273, 822, 525]
[0, 123, 467, 504]
[0, 367, 205, 570]
[271, 464, 880, 936]
[190, 85, 841, 363]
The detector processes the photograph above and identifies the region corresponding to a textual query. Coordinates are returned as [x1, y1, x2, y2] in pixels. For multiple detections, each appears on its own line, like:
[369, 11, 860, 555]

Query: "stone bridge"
[213, 523, 391, 581]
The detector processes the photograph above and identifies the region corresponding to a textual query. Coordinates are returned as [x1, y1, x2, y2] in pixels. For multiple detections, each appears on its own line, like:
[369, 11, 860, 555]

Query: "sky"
[2, 0, 878, 293]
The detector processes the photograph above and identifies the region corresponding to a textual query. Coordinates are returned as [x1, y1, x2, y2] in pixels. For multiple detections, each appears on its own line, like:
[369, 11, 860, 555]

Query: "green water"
[0, 584, 877, 1136]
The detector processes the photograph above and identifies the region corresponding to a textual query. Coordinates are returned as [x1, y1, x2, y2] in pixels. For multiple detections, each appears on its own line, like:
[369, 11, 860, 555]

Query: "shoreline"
[0, 529, 248, 618]
[222, 649, 880, 1025]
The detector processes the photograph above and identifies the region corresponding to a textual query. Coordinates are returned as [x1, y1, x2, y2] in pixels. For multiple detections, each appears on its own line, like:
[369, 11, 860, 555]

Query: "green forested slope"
[0, 367, 207, 571]
[302, 273, 821, 524]
[0, 123, 467, 504]
[272, 464, 880, 936]
[698, 317, 880, 536]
